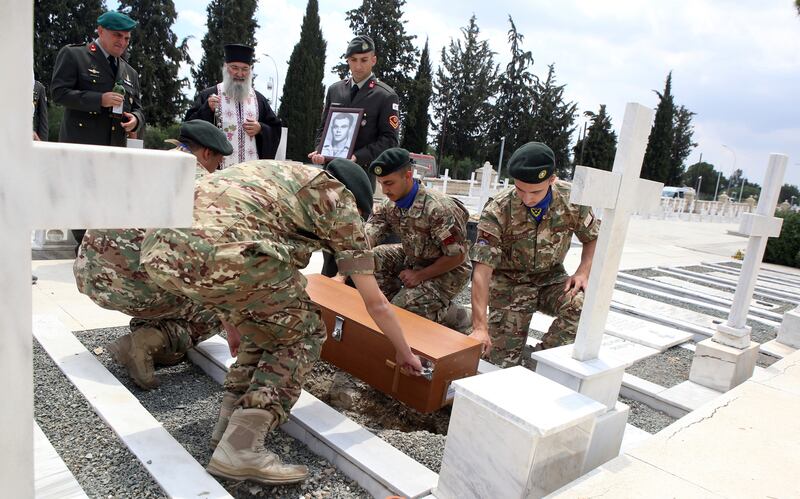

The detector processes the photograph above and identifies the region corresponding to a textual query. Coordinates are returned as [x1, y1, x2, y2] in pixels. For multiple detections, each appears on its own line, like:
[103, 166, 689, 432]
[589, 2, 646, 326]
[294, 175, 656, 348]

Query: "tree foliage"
[682, 161, 718, 199]
[642, 72, 675, 183]
[334, 0, 417, 114]
[119, 0, 191, 126]
[780, 183, 800, 204]
[278, 0, 326, 161]
[488, 16, 536, 175]
[192, 0, 258, 91]
[432, 15, 498, 179]
[525, 64, 577, 178]
[400, 38, 433, 153]
[668, 104, 697, 186]
[34, 0, 105, 89]
[573, 105, 617, 171]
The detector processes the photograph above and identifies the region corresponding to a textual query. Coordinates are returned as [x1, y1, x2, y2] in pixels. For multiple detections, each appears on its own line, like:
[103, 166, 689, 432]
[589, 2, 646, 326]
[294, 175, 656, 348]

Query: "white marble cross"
[713, 153, 788, 348]
[568, 103, 662, 361]
[0, 3, 195, 496]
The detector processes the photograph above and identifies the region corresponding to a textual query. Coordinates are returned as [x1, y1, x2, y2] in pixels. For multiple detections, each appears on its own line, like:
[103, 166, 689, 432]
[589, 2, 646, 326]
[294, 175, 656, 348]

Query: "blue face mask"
[526, 187, 552, 222]
[394, 179, 419, 209]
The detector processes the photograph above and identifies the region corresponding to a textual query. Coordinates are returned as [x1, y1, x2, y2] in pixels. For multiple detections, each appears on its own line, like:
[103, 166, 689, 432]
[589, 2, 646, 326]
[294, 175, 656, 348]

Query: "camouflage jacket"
[366, 182, 471, 270]
[141, 160, 374, 302]
[470, 180, 599, 278]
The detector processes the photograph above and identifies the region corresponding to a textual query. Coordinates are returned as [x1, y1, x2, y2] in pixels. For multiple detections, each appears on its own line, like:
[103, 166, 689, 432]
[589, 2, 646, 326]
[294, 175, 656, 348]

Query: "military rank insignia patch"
[389, 115, 400, 129]
[530, 207, 542, 218]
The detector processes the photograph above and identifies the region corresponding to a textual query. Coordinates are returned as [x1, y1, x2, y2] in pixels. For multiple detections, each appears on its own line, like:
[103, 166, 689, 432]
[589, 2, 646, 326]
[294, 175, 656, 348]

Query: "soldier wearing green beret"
[51, 10, 145, 248]
[309, 35, 400, 189]
[366, 148, 472, 330]
[73, 120, 231, 389]
[469, 142, 600, 367]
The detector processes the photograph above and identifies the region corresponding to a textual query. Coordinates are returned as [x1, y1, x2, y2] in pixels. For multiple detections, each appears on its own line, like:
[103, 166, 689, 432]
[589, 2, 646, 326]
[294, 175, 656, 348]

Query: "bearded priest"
[185, 43, 283, 169]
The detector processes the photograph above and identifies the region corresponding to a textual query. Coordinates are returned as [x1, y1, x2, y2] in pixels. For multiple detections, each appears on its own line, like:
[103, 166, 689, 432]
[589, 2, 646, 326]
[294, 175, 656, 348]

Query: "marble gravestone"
[0, 3, 196, 495]
[532, 102, 661, 474]
[434, 367, 606, 499]
[690, 154, 789, 393]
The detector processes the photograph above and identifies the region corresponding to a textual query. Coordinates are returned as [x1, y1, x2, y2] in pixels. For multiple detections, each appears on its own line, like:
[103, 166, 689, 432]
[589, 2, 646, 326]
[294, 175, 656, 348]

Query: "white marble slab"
[702, 262, 800, 287]
[32, 316, 231, 498]
[604, 311, 693, 351]
[707, 271, 800, 294]
[659, 266, 800, 304]
[583, 402, 629, 473]
[689, 338, 760, 392]
[649, 275, 780, 311]
[189, 335, 438, 498]
[34, 422, 87, 499]
[435, 367, 605, 499]
[760, 339, 796, 359]
[613, 290, 724, 330]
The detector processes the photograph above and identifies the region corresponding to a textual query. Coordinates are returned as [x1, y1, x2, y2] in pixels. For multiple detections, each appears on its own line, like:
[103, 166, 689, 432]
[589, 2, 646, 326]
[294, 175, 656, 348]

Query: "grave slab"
[658, 266, 800, 304]
[760, 339, 796, 359]
[613, 290, 723, 330]
[434, 367, 605, 499]
[34, 422, 87, 499]
[604, 311, 693, 351]
[689, 338, 760, 392]
[707, 271, 800, 294]
[658, 380, 722, 412]
[33, 316, 231, 498]
[702, 261, 800, 287]
[582, 402, 629, 473]
[648, 274, 780, 311]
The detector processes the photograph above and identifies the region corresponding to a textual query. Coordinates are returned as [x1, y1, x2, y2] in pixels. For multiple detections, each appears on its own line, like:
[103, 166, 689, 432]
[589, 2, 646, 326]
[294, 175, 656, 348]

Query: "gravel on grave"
[619, 396, 676, 434]
[626, 345, 693, 388]
[36, 326, 370, 499]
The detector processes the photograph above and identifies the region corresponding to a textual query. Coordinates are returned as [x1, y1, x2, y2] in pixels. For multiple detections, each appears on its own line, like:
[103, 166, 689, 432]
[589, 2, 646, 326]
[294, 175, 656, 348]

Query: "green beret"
[369, 148, 413, 177]
[97, 11, 138, 31]
[179, 120, 232, 156]
[326, 158, 373, 216]
[346, 35, 375, 58]
[507, 142, 555, 183]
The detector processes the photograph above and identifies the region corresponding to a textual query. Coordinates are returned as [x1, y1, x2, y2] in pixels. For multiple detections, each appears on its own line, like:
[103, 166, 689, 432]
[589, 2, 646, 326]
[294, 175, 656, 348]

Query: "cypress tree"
[34, 0, 105, 89]
[489, 16, 536, 174]
[278, 0, 326, 161]
[333, 0, 417, 113]
[669, 104, 697, 186]
[119, 0, 190, 126]
[642, 72, 675, 183]
[573, 105, 617, 171]
[400, 39, 433, 154]
[432, 14, 498, 178]
[192, 0, 258, 91]
[524, 64, 577, 178]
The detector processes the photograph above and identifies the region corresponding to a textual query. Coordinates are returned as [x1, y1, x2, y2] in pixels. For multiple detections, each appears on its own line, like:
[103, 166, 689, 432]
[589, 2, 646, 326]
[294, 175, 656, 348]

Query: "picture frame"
[317, 107, 364, 161]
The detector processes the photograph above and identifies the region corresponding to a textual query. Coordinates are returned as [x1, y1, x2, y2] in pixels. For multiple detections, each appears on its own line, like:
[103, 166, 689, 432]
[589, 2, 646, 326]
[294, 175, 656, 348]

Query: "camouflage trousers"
[142, 233, 325, 426]
[73, 231, 220, 355]
[373, 243, 469, 324]
[486, 270, 584, 368]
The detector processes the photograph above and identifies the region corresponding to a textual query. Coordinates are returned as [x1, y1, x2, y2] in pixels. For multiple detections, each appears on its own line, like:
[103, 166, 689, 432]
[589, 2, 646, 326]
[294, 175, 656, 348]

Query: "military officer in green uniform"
[366, 148, 472, 329]
[469, 142, 600, 368]
[74, 120, 231, 389]
[51, 11, 145, 248]
[308, 35, 400, 188]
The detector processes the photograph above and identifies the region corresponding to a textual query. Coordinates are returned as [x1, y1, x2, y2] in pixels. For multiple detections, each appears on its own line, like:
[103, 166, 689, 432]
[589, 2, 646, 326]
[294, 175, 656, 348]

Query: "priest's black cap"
[224, 44, 255, 64]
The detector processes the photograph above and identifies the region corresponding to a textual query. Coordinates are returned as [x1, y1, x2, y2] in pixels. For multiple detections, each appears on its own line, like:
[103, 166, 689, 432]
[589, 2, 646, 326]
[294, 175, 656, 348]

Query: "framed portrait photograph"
[317, 107, 364, 161]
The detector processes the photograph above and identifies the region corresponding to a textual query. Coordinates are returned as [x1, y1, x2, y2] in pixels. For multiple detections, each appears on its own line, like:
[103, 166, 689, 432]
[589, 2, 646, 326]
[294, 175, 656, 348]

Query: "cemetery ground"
[31, 216, 800, 498]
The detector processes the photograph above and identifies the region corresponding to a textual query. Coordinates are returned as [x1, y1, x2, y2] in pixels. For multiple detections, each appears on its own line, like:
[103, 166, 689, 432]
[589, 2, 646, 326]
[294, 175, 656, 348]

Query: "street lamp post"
[738, 177, 745, 202]
[497, 136, 506, 178]
[714, 171, 722, 201]
[722, 144, 737, 195]
[696, 175, 702, 199]
[262, 53, 280, 107]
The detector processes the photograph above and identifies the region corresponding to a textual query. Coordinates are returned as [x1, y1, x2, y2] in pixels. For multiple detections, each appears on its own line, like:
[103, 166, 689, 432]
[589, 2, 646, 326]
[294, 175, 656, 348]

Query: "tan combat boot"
[107, 327, 170, 390]
[207, 408, 308, 485]
[152, 350, 185, 367]
[443, 303, 472, 333]
[210, 392, 238, 449]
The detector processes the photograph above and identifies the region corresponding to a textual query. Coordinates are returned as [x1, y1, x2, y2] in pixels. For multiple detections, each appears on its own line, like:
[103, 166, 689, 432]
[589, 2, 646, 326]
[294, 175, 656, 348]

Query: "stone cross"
[568, 103, 662, 361]
[713, 154, 788, 348]
[1, 4, 195, 496]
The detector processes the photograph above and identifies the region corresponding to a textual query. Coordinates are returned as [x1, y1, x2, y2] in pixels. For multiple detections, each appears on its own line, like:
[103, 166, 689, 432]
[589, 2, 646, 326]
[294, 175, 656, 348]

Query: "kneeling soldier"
[469, 142, 599, 367]
[140, 159, 422, 485]
[366, 148, 472, 330]
[74, 120, 232, 389]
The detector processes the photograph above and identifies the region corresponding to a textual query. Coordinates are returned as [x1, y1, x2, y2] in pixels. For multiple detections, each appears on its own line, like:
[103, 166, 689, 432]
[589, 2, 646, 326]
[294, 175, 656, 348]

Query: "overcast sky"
[155, 0, 799, 187]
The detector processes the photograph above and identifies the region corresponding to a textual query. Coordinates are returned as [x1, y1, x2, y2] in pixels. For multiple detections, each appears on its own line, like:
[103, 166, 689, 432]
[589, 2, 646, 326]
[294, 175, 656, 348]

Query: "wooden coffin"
[305, 274, 481, 413]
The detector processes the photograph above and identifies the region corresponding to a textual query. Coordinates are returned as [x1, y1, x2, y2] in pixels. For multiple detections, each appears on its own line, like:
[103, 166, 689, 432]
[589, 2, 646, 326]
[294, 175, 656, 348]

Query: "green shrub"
[764, 211, 800, 268]
[142, 122, 182, 150]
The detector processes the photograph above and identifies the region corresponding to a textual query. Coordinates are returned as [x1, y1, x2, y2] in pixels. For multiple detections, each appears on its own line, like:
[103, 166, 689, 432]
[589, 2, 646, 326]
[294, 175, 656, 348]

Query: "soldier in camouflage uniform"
[139, 159, 422, 486]
[365, 148, 471, 328]
[469, 142, 599, 368]
[73, 120, 232, 389]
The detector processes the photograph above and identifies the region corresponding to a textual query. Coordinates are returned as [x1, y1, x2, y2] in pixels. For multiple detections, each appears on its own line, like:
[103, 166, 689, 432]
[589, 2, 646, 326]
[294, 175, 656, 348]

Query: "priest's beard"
[222, 67, 252, 103]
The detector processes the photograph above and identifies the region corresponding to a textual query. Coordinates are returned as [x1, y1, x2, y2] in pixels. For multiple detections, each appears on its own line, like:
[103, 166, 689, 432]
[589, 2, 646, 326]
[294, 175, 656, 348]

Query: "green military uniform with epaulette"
[471, 144, 600, 368]
[51, 13, 144, 147]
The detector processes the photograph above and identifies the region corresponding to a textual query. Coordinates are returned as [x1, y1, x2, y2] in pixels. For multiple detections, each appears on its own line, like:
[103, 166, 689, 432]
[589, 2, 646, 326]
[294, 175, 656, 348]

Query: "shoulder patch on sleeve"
[389, 115, 400, 129]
